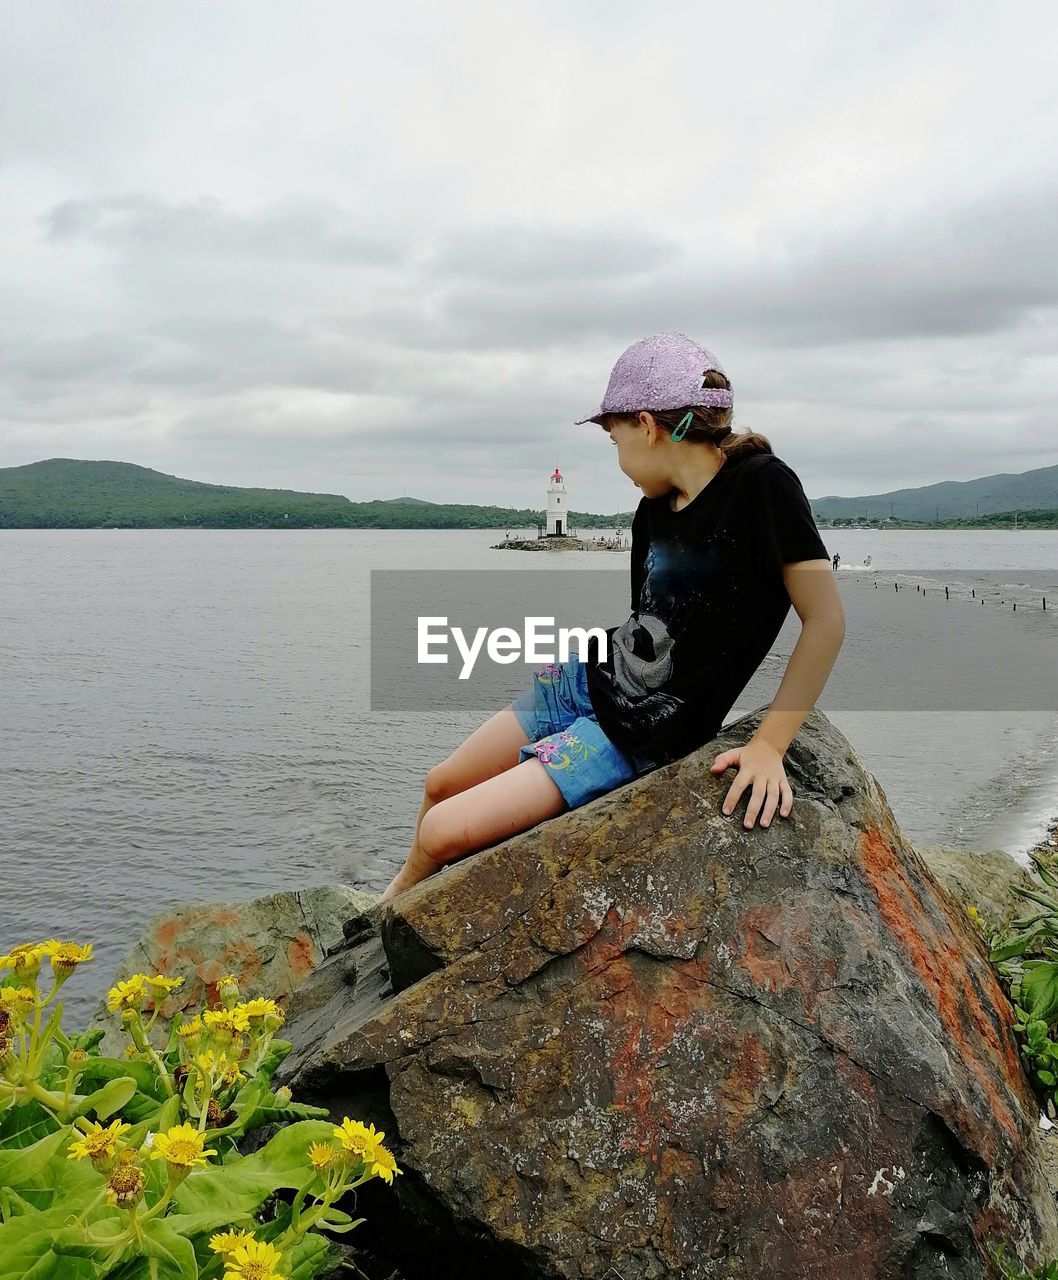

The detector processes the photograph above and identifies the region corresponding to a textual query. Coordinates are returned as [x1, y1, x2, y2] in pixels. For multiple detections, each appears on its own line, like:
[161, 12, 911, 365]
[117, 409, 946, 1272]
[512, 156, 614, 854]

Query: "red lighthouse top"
[551, 468, 562, 482]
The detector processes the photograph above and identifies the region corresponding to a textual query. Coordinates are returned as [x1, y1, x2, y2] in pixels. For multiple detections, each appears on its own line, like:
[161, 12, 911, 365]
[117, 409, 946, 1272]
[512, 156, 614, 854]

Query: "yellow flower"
[0, 986, 37, 1017]
[235, 997, 283, 1022]
[332, 1117, 386, 1161]
[0, 942, 50, 977]
[68, 1119, 131, 1167]
[368, 1142, 403, 1186]
[106, 975, 148, 1013]
[204, 1007, 250, 1035]
[43, 940, 94, 979]
[209, 1229, 255, 1257]
[195, 1049, 245, 1086]
[308, 1141, 337, 1171]
[145, 973, 184, 996]
[0, 985, 35, 1007]
[178, 1015, 203, 1040]
[966, 905, 987, 934]
[223, 1237, 285, 1280]
[149, 1123, 216, 1172]
[330, 1117, 402, 1183]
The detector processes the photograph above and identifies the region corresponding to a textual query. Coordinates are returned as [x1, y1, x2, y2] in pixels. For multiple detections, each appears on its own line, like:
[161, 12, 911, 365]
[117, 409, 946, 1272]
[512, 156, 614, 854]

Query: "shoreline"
[1029, 816, 1058, 862]
[839, 565, 1058, 624]
[837, 566, 1058, 865]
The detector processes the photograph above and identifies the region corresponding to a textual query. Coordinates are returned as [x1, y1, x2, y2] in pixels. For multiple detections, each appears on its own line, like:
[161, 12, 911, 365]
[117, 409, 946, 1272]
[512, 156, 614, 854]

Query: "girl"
[380, 332, 846, 902]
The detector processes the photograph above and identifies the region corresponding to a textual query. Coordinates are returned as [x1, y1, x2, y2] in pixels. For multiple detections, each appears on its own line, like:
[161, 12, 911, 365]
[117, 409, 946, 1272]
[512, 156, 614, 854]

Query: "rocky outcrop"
[491, 537, 622, 552]
[93, 885, 375, 1053]
[275, 709, 1058, 1280]
[915, 845, 1043, 936]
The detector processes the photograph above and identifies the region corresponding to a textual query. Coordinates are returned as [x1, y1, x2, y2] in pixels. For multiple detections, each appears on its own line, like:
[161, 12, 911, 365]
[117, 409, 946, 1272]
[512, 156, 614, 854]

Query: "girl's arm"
[710, 559, 845, 828]
[749, 559, 846, 754]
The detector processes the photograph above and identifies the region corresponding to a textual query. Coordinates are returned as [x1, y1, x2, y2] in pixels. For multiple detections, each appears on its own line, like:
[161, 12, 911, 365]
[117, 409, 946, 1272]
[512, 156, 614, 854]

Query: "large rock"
[276, 709, 1058, 1280]
[93, 885, 375, 1053]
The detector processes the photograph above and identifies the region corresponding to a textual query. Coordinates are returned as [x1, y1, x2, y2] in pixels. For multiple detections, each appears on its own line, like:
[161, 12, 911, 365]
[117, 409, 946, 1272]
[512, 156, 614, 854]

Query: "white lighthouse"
[546, 467, 568, 536]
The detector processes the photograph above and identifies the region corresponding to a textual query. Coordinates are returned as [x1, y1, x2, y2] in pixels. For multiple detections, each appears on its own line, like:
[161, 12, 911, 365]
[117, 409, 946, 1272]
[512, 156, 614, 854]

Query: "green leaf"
[991, 935, 1036, 963]
[78, 1054, 166, 1098]
[1021, 962, 1058, 1024]
[1, 1131, 103, 1212]
[164, 1205, 257, 1240]
[173, 1119, 334, 1219]
[68, 1027, 106, 1053]
[124, 1091, 182, 1151]
[163, 1014, 184, 1062]
[1012, 885, 1058, 912]
[0, 1186, 38, 1218]
[252, 1037, 293, 1087]
[0, 1206, 111, 1280]
[73, 1075, 139, 1121]
[0, 1101, 58, 1149]
[0, 1125, 71, 1187]
[139, 1218, 200, 1279]
[286, 1232, 341, 1280]
[1033, 862, 1058, 889]
[20, 1250, 97, 1280]
[226, 1077, 327, 1138]
[49, 1219, 127, 1259]
[316, 1215, 368, 1235]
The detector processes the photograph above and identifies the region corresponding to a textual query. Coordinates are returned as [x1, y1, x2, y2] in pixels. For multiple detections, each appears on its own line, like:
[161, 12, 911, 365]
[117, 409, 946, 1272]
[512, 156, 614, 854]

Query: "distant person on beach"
[832, 552, 840, 571]
[864, 554, 872, 567]
[382, 333, 846, 900]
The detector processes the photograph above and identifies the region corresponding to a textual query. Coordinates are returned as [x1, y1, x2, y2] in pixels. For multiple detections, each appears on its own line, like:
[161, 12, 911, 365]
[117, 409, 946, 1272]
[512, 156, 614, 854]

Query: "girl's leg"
[415, 756, 567, 870]
[380, 705, 531, 901]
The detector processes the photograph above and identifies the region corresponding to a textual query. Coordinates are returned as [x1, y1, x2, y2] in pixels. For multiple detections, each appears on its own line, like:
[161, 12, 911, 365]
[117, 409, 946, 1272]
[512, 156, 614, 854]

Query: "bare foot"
[380, 844, 444, 902]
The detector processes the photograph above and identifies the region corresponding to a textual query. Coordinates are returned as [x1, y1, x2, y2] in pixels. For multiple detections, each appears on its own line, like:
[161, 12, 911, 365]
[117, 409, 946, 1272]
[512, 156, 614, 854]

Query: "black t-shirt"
[585, 450, 829, 769]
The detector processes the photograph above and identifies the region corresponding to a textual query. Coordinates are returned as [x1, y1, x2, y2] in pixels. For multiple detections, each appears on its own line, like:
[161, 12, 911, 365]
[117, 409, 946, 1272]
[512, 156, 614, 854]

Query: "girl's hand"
[709, 738, 793, 829]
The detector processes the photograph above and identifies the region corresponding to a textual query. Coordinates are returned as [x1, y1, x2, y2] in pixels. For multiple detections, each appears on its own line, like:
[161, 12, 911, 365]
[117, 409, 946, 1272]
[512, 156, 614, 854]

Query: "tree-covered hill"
[809, 462, 1058, 522]
[0, 459, 632, 529]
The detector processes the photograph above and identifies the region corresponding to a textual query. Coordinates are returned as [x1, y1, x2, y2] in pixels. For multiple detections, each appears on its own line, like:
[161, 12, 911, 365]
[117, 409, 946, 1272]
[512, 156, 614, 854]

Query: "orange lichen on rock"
[858, 823, 1025, 1153]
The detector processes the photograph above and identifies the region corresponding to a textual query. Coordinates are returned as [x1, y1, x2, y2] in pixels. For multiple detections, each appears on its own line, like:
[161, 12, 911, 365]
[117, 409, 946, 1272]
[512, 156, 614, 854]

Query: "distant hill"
[7, 456, 1053, 531]
[809, 462, 1058, 522]
[0, 459, 357, 529]
[0, 459, 630, 529]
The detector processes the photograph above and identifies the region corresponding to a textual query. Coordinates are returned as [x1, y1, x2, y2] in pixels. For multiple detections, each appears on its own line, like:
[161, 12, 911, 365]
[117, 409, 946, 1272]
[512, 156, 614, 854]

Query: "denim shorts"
[511, 655, 645, 810]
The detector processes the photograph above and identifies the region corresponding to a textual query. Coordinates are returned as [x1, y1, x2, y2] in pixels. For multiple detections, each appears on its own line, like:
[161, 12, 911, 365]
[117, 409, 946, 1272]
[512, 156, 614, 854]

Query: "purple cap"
[574, 331, 733, 425]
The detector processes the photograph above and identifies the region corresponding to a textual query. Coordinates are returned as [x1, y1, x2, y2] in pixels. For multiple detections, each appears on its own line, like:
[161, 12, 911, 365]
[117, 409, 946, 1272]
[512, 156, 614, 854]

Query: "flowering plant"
[0, 938, 401, 1278]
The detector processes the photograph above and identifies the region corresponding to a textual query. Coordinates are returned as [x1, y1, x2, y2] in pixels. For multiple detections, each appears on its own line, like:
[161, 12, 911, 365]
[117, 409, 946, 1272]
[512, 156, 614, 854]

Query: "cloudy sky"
[2, 1, 1056, 512]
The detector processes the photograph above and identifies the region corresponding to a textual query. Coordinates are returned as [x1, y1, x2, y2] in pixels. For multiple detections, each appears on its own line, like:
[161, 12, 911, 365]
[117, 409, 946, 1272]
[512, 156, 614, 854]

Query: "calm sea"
[2, 527, 1057, 1020]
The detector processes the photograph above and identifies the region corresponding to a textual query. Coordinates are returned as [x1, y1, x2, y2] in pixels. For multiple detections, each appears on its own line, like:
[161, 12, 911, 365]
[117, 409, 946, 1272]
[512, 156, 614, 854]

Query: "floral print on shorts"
[530, 729, 599, 772]
[510, 655, 641, 810]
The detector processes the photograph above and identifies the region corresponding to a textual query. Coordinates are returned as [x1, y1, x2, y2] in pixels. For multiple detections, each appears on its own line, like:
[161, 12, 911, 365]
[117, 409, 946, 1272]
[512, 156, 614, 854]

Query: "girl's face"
[604, 414, 675, 499]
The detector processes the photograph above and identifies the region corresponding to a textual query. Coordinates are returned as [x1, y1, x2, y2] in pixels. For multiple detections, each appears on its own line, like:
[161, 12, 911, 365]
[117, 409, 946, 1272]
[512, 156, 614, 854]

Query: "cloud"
[42, 194, 403, 267]
[1, 0, 1057, 509]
